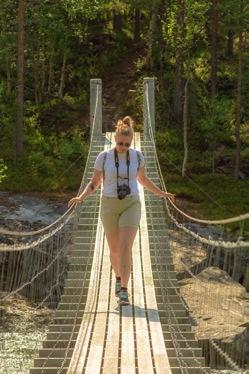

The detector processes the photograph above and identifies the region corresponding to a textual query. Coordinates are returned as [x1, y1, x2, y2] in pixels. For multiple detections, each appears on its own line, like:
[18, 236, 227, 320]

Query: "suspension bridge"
[0, 78, 249, 374]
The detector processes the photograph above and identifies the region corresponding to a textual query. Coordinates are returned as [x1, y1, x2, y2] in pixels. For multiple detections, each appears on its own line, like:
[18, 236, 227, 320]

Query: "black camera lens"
[117, 184, 130, 199]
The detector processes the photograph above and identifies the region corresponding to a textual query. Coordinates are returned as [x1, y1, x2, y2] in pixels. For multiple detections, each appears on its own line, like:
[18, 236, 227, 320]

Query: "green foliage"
[123, 76, 144, 123]
[221, 0, 249, 34]
[94, 42, 129, 75]
[165, 173, 249, 220]
[199, 96, 235, 147]
[164, 0, 208, 56]
[1, 111, 88, 191]
[0, 159, 8, 184]
[24, 95, 88, 138]
[0, 86, 16, 160]
[155, 129, 183, 172]
[62, 0, 101, 19]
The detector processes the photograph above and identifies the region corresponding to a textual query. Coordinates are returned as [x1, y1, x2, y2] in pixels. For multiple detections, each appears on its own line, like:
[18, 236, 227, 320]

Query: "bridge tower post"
[90, 79, 102, 136]
[143, 77, 156, 137]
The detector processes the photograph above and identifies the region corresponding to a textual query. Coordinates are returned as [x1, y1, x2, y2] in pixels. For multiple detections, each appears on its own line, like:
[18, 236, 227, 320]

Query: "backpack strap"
[102, 151, 108, 179]
[136, 150, 141, 171]
[103, 150, 141, 177]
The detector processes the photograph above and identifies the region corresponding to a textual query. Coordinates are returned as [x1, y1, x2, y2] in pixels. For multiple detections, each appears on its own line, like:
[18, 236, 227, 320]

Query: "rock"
[238, 170, 247, 180]
[169, 229, 207, 276]
[180, 266, 249, 351]
[197, 267, 243, 286]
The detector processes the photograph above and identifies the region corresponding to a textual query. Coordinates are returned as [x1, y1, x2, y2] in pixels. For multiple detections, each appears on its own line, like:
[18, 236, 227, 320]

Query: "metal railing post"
[90, 79, 102, 136]
[143, 77, 156, 137]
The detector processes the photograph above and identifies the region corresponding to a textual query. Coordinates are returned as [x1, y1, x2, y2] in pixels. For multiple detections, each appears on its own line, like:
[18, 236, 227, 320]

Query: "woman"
[68, 116, 175, 306]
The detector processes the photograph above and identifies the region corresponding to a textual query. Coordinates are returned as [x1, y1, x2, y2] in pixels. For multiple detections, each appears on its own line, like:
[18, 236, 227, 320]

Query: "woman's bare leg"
[105, 230, 120, 277]
[118, 227, 138, 288]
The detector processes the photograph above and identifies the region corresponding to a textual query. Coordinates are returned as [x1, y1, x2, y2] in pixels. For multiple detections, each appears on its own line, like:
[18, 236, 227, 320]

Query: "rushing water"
[0, 192, 66, 227]
[0, 192, 66, 373]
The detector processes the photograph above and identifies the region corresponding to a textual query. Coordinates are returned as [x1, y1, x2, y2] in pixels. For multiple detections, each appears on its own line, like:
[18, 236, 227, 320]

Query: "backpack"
[102, 150, 141, 179]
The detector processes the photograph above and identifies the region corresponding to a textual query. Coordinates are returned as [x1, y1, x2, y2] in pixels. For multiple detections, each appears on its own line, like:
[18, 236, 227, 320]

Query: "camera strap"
[114, 148, 130, 190]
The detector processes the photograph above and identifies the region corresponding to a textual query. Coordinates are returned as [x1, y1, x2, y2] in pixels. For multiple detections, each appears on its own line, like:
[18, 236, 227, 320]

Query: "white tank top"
[94, 148, 145, 197]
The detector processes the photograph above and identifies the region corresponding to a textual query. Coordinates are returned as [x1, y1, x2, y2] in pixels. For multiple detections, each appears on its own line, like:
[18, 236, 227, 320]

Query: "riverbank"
[0, 191, 72, 238]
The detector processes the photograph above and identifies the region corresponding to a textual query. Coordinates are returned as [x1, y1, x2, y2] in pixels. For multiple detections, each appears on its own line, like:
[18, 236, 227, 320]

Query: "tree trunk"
[148, 9, 157, 70]
[36, 59, 43, 104]
[113, 11, 122, 33]
[31, 44, 40, 105]
[174, 58, 184, 124]
[227, 30, 234, 59]
[134, 8, 140, 42]
[158, 7, 169, 114]
[58, 49, 67, 99]
[148, 2, 164, 72]
[48, 55, 53, 95]
[173, 0, 185, 125]
[6, 57, 11, 95]
[16, 0, 25, 157]
[234, 28, 243, 179]
[182, 79, 189, 177]
[41, 64, 46, 102]
[210, 0, 219, 97]
[211, 146, 215, 174]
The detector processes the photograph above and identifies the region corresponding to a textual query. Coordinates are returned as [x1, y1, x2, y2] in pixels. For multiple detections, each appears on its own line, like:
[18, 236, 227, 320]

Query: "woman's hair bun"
[115, 115, 134, 136]
[122, 116, 133, 128]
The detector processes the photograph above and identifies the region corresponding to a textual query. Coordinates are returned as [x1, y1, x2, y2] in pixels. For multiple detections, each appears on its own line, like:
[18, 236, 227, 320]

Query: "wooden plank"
[84, 236, 111, 373]
[120, 277, 135, 374]
[102, 273, 120, 374]
[66, 133, 112, 374]
[136, 132, 172, 374]
[132, 225, 154, 372]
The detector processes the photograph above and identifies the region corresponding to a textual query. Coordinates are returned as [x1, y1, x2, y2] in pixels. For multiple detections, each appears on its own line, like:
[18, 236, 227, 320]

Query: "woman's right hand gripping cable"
[68, 196, 83, 208]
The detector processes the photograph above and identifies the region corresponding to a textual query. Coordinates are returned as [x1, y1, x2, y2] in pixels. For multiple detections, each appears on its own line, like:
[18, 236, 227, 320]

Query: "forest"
[0, 0, 249, 220]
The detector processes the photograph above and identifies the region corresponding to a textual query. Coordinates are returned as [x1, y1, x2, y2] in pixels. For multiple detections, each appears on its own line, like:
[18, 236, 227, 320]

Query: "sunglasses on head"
[117, 141, 131, 147]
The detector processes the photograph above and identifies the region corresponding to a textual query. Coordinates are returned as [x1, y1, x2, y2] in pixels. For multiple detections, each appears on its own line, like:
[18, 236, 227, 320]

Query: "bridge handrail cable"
[145, 85, 245, 372]
[144, 85, 249, 248]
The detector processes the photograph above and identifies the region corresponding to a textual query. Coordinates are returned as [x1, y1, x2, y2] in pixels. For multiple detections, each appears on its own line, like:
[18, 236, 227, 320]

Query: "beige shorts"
[100, 194, 141, 233]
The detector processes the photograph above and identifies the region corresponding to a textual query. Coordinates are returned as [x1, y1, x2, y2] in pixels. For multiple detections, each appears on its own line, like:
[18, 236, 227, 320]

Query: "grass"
[163, 172, 249, 236]
[165, 173, 249, 218]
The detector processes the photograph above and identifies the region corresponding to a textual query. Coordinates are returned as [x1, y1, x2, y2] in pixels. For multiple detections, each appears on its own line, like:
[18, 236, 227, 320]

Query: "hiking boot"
[118, 289, 130, 306]
[115, 278, 121, 296]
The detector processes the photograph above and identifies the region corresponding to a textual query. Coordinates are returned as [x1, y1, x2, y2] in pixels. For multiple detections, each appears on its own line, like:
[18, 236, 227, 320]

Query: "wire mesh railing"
[0, 82, 102, 373]
[144, 80, 249, 371]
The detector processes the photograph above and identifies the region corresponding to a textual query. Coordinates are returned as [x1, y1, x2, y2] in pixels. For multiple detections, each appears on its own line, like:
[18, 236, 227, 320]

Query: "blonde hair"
[115, 116, 134, 137]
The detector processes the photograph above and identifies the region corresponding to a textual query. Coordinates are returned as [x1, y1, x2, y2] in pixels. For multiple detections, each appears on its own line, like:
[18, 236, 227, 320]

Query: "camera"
[117, 184, 131, 200]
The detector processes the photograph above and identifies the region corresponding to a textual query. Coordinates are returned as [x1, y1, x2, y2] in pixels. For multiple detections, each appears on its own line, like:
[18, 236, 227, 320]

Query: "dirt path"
[101, 45, 145, 131]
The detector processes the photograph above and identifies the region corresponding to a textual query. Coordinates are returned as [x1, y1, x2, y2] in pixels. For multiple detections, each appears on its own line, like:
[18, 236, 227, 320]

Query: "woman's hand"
[161, 191, 176, 203]
[68, 196, 82, 208]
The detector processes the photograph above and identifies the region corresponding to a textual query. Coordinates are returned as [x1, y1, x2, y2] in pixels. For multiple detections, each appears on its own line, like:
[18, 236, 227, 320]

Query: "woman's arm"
[79, 169, 103, 200]
[68, 168, 103, 207]
[137, 167, 175, 201]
